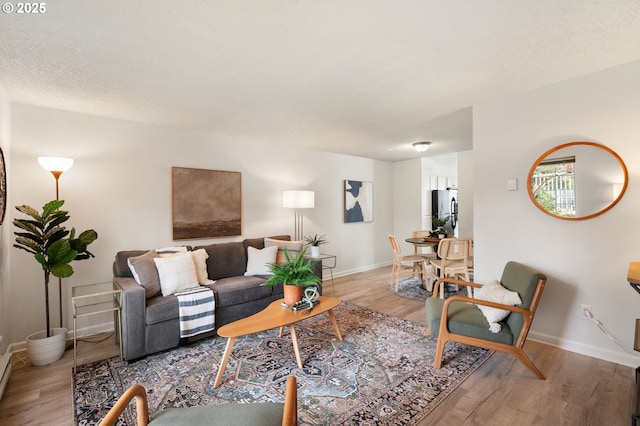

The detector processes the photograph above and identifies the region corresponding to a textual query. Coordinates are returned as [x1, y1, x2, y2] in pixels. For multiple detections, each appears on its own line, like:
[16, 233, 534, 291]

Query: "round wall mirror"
[527, 141, 628, 220]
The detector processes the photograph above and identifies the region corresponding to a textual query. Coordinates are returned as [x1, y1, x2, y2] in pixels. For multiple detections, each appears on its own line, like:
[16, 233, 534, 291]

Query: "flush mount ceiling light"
[412, 141, 431, 153]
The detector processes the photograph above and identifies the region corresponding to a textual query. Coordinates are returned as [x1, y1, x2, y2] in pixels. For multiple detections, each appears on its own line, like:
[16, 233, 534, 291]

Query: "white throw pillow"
[474, 279, 522, 333]
[264, 238, 303, 264]
[154, 252, 199, 296]
[191, 248, 215, 285]
[245, 246, 278, 276]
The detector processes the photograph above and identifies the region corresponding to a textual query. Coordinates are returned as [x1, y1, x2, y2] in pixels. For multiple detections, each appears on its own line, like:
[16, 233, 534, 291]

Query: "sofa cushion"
[245, 246, 278, 276]
[191, 248, 214, 284]
[243, 235, 291, 252]
[146, 294, 179, 325]
[264, 237, 303, 264]
[127, 251, 162, 298]
[114, 250, 150, 278]
[154, 252, 200, 296]
[206, 276, 274, 307]
[195, 242, 247, 280]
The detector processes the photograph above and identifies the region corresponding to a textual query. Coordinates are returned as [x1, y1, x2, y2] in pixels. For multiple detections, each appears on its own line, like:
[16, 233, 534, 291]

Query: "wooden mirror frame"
[527, 141, 628, 221]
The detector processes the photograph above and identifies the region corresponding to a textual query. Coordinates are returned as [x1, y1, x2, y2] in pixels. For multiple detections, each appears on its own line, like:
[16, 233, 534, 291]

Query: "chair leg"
[513, 348, 545, 379]
[390, 263, 398, 291]
[425, 263, 433, 292]
[393, 262, 401, 292]
[433, 337, 446, 369]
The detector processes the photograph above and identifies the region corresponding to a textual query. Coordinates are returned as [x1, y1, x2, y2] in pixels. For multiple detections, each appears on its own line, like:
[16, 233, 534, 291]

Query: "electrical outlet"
[581, 304, 592, 319]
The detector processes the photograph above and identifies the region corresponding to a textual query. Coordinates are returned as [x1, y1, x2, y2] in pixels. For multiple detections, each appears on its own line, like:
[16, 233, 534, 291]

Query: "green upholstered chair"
[425, 261, 547, 379]
[99, 376, 298, 426]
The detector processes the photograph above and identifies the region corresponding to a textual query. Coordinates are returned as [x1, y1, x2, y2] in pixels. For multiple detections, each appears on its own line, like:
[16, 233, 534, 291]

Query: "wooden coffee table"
[213, 295, 343, 387]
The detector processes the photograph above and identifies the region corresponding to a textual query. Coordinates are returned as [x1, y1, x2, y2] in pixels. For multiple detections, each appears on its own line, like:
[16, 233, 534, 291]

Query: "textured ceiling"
[2, 1, 640, 161]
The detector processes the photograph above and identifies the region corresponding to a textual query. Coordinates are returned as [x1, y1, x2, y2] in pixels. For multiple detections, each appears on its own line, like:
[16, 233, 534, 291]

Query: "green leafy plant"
[261, 247, 321, 287]
[432, 216, 449, 234]
[304, 234, 328, 247]
[13, 200, 98, 337]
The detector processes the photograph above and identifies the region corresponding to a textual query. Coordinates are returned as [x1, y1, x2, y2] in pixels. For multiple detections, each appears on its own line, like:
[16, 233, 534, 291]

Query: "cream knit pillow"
[474, 279, 522, 333]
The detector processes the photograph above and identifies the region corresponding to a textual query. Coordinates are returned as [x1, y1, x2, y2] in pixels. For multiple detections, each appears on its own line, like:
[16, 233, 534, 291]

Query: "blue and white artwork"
[344, 180, 373, 223]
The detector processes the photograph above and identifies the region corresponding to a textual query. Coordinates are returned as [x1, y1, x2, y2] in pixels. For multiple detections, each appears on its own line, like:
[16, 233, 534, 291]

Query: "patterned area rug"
[74, 303, 491, 425]
[387, 277, 467, 301]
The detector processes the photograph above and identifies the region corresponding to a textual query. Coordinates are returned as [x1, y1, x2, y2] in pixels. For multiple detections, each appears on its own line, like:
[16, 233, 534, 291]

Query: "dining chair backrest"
[436, 238, 470, 263]
[388, 234, 402, 256]
[411, 230, 432, 239]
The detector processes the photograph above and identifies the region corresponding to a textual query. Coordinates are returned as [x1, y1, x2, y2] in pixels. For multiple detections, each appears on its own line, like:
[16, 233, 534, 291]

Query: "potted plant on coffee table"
[261, 247, 321, 305]
[13, 200, 98, 366]
[304, 233, 328, 257]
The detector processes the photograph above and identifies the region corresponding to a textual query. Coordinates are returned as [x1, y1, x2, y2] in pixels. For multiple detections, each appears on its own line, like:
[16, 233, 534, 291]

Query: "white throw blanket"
[175, 287, 215, 338]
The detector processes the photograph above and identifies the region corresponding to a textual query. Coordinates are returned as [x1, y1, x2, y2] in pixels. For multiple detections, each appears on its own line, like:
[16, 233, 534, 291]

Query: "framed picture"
[172, 167, 241, 240]
[344, 180, 373, 223]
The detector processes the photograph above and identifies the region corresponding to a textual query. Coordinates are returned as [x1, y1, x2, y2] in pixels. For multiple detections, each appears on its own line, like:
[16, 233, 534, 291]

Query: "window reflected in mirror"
[530, 156, 576, 218]
[527, 142, 627, 221]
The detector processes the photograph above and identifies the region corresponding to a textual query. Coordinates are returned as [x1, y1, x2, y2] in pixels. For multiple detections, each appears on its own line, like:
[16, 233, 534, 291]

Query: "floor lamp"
[282, 190, 314, 241]
[38, 156, 74, 328]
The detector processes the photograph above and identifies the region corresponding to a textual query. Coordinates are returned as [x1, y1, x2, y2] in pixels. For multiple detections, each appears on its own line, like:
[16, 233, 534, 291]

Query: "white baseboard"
[6, 323, 117, 355]
[324, 261, 391, 280]
[529, 330, 640, 368]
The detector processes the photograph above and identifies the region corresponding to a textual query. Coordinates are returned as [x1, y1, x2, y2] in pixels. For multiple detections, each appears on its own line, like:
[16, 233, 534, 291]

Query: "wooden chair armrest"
[99, 384, 150, 426]
[282, 376, 298, 426]
[441, 295, 533, 319]
[431, 277, 482, 298]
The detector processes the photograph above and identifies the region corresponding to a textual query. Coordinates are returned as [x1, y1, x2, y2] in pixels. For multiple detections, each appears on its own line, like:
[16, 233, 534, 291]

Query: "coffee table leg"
[289, 324, 303, 368]
[327, 309, 343, 341]
[213, 337, 236, 388]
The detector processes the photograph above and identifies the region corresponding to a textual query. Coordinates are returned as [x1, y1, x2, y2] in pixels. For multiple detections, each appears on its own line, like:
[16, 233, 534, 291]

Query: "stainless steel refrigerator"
[431, 189, 458, 237]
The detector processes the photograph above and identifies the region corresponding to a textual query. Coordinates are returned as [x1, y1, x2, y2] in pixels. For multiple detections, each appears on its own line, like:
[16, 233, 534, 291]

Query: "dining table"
[405, 236, 442, 254]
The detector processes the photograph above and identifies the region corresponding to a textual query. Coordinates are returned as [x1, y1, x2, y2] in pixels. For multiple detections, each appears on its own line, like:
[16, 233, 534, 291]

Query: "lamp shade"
[37, 156, 74, 172]
[282, 190, 315, 209]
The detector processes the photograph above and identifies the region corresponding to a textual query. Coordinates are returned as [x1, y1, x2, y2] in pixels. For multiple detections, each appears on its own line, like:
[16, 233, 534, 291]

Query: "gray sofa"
[113, 235, 322, 361]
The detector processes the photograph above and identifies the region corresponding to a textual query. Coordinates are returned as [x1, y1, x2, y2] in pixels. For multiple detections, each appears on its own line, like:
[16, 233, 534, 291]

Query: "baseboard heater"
[0, 351, 11, 400]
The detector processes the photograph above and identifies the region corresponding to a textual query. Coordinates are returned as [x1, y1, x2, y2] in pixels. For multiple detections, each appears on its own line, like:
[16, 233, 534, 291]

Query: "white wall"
[456, 150, 473, 239]
[5, 103, 393, 346]
[392, 158, 422, 254]
[473, 60, 640, 367]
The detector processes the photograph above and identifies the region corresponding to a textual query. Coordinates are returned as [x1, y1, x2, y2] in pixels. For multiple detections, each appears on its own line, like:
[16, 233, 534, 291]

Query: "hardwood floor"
[0, 266, 635, 425]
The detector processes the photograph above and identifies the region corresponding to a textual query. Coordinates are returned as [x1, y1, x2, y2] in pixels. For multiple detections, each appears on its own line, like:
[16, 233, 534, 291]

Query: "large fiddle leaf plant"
[13, 200, 98, 337]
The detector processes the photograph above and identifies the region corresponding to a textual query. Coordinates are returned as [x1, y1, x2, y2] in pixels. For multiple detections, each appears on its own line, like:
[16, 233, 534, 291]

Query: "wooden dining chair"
[388, 234, 428, 292]
[410, 230, 438, 261]
[429, 238, 472, 298]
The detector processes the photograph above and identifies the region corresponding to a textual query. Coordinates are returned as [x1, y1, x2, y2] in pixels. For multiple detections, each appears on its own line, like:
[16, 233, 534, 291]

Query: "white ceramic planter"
[26, 327, 67, 366]
[310, 246, 320, 257]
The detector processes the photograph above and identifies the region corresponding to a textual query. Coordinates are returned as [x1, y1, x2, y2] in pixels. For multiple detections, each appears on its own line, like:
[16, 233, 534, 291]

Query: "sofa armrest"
[114, 277, 147, 361]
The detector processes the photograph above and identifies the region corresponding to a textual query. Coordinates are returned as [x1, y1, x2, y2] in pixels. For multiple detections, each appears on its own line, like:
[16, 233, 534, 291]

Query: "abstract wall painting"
[344, 180, 373, 223]
[172, 167, 241, 240]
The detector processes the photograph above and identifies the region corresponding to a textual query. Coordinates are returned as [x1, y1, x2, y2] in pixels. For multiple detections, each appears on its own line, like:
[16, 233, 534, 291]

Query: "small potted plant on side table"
[304, 233, 328, 257]
[261, 247, 320, 305]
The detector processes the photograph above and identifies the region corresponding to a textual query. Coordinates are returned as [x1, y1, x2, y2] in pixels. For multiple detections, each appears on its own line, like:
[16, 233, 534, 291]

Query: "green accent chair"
[425, 261, 547, 379]
[99, 376, 298, 426]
